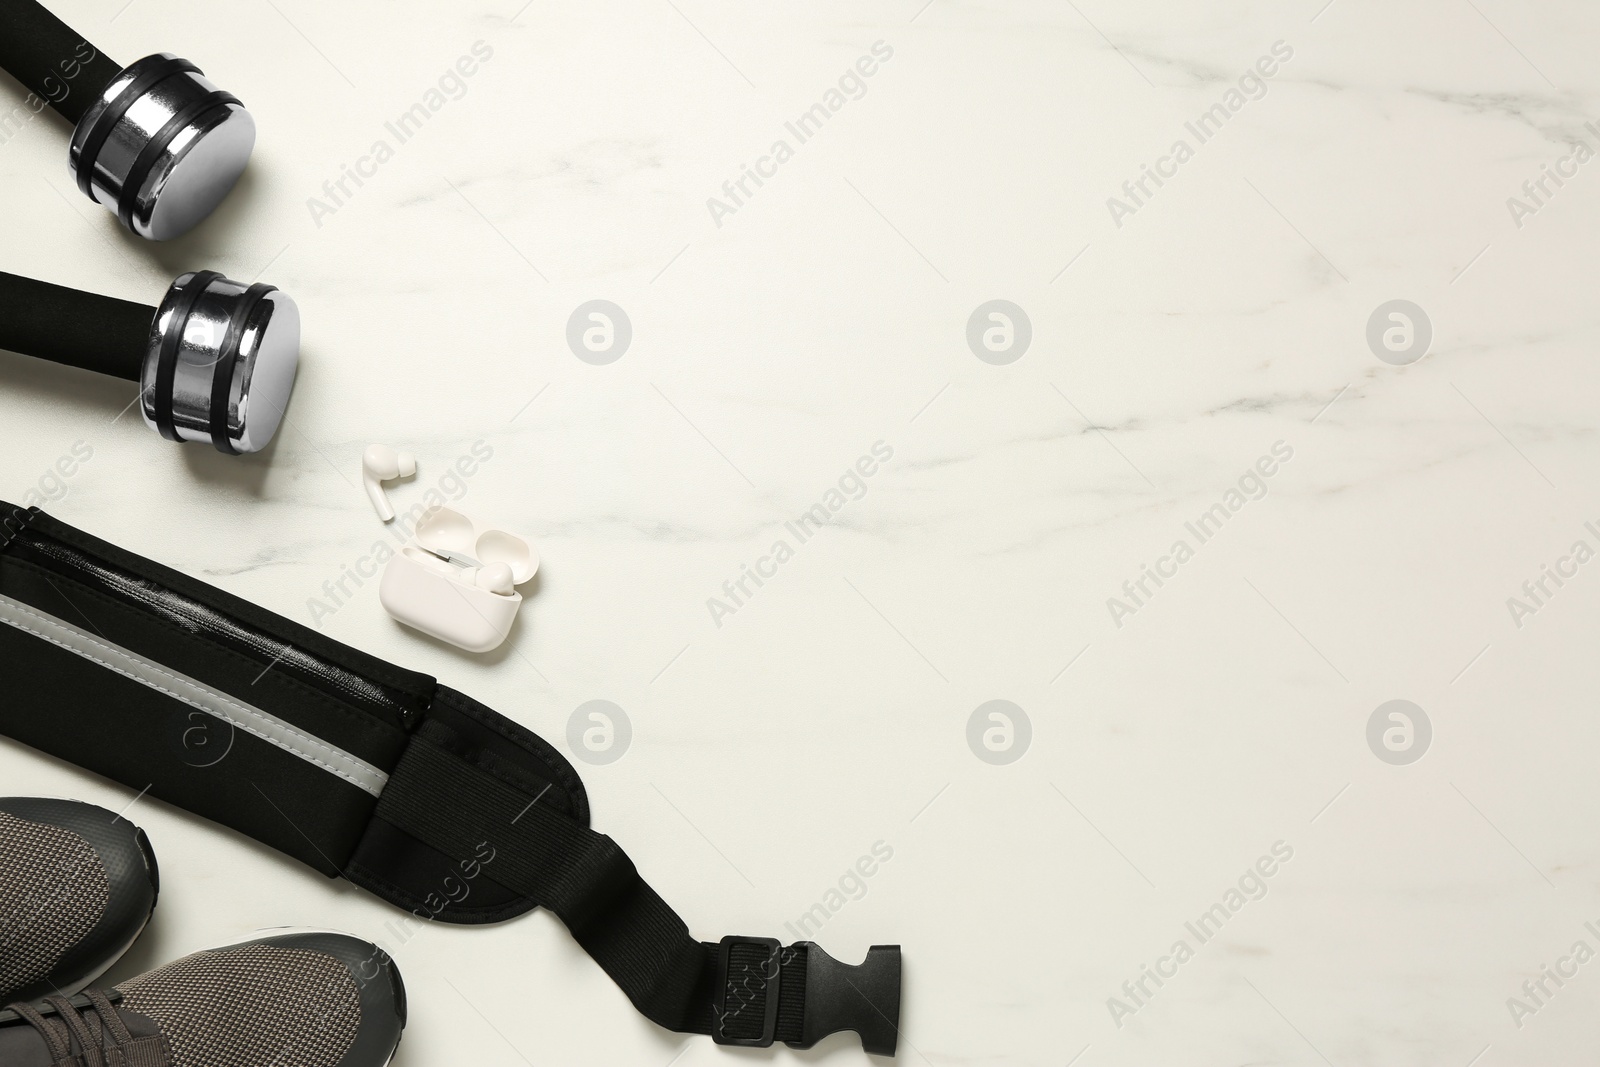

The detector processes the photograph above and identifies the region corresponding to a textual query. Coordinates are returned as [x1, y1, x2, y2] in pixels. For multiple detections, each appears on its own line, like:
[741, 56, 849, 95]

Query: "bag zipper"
[0, 590, 391, 797]
[11, 530, 417, 732]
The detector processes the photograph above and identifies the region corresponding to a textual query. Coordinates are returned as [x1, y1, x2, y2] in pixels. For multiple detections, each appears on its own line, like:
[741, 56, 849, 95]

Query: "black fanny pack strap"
[377, 721, 902, 1055]
[0, 503, 902, 1057]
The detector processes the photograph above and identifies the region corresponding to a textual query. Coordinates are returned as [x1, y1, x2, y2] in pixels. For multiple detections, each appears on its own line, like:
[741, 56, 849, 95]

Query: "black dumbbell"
[0, 0, 254, 240]
[0, 269, 299, 454]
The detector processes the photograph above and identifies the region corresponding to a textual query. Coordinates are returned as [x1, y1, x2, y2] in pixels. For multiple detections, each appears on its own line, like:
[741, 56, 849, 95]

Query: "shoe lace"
[6, 989, 171, 1067]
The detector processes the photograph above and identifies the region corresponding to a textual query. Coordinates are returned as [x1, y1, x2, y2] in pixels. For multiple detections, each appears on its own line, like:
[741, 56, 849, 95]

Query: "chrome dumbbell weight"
[0, 269, 298, 454]
[0, 0, 255, 239]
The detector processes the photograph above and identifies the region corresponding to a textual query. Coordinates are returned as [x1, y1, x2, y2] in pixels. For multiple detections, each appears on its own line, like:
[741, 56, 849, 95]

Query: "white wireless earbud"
[362, 444, 416, 522]
[473, 562, 516, 596]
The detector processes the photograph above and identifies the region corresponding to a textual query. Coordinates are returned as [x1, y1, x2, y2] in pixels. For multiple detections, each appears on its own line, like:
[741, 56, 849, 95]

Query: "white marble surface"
[4, 0, 1600, 1063]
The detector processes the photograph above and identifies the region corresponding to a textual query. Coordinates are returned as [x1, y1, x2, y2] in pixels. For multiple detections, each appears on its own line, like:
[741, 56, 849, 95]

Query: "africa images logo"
[1106, 41, 1294, 228]
[1106, 841, 1294, 1028]
[705, 41, 895, 227]
[706, 441, 894, 627]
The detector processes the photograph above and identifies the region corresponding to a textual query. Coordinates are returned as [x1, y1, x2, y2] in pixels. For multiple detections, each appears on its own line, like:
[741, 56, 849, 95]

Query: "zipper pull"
[0, 505, 40, 553]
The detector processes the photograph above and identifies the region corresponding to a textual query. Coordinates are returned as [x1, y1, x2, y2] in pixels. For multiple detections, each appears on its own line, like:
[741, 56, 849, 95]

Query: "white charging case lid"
[415, 507, 539, 583]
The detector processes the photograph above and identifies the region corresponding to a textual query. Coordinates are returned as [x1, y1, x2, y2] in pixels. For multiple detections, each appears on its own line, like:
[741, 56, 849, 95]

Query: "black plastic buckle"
[712, 935, 782, 1046]
[786, 942, 903, 1057]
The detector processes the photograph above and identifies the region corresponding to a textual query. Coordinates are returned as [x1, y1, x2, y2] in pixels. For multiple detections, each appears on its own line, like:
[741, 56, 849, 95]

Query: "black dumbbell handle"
[0, 0, 123, 126]
[0, 271, 153, 382]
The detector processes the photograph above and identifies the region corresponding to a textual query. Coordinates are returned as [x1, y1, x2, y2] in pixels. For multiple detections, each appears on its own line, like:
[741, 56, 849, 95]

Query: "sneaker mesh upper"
[116, 943, 361, 1067]
[0, 810, 110, 1002]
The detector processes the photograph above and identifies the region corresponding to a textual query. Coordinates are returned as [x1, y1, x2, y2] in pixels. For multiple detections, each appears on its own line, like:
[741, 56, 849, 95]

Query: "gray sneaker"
[0, 798, 159, 1004]
[0, 931, 407, 1067]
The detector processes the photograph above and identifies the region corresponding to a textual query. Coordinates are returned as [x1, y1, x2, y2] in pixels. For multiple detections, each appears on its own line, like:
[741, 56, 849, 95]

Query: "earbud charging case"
[378, 507, 539, 653]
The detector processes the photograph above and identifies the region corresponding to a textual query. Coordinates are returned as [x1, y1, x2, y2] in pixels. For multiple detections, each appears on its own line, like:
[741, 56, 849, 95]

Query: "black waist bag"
[0, 503, 900, 1055]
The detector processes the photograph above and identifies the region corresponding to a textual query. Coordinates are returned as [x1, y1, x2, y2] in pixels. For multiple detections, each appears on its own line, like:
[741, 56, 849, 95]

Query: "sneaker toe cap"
[0, 797, 159, 1003]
